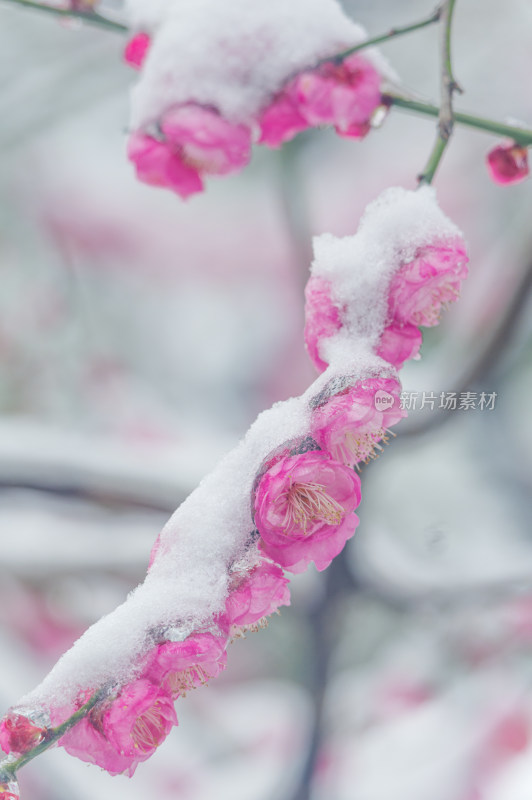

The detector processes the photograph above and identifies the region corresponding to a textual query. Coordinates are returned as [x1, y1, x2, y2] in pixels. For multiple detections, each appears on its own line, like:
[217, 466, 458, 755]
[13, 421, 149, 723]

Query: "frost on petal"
[486, 142, 529, 185]
[124, 32, 151, 70]
[304, 276, 343, 373]
[126, 132, 204, 199]
[161, 105, 252, 175]
[311, 376, 405, 467]
[254, 451, 361, 573]
[143, 634, 227, 698]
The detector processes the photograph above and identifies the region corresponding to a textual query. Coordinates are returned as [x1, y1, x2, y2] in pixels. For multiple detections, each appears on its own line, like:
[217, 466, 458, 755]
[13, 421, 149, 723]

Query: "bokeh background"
[1, 1, 532, 798]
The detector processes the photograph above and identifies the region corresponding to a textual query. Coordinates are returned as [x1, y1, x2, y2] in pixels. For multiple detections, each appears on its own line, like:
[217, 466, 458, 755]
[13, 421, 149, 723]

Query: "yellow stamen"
[281, 481, 344, 533]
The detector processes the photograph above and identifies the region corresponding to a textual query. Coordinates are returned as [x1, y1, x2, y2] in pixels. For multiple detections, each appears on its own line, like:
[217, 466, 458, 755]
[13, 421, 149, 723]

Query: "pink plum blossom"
[124, 32, 151, 70]
[127, 132, 204, 199]
[311, 376, 405, 467]
[60, 681, 177, 776]
[128, 105, 252, 199]
[142, 633, 227, 698]
[161, 105, 252, 176]
[387, 239, 469, 328]
[254, 450, 361, 573]
[0, 712, 46, 756]
[259, 54, 382, 147]
[223, 560, 291, 635]
[377, 321, 423, 369]
[486, 142, 529, 185]
[303, 276, 343, 372]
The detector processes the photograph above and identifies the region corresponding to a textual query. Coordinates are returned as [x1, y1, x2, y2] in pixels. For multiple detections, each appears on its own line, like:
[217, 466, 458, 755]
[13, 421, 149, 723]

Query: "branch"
[383, 94, 532, 145]
[418, 0, 460, 184]
[0, 0, 127, 32]
[321, 4, 442, 65]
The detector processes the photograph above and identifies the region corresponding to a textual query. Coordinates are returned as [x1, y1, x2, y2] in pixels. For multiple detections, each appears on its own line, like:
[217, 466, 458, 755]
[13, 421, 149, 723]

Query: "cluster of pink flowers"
[0, 557, 293, 775]
[304, 236, 469, 373]
[124, 34, 384, 199]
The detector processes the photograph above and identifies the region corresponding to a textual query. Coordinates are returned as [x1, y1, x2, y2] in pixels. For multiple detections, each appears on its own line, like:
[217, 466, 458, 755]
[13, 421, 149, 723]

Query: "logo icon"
[374, 390, 395, 411]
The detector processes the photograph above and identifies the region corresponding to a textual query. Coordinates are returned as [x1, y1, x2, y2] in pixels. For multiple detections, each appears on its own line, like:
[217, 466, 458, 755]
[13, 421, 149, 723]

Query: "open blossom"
[387, 240, 469, 328]
[254, 450, 361, 573]
[223, 560, 291, 635]
[0, 712, 46, 756]
[259, 53, 383, 148]
[142, 633, 227, 698]
[486, 142, 529, 185]
[304, 276, 342, 372]
[311, 377, 405, 467]
[60, 681, 177, 776]
[124, 32, 151, 70]
[128, 104, 252, 199]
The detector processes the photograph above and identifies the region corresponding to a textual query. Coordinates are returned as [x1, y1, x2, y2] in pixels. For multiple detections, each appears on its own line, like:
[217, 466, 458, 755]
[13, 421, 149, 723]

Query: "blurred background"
[1, 0, 532, 798]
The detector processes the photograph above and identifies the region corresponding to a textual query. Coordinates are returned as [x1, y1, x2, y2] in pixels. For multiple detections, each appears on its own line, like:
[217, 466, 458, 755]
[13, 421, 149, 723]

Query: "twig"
[320, 4, 442, 66]
[383, 94, 532, 146]
[0, 0, 127, 32]
[418, 0, 460, 184]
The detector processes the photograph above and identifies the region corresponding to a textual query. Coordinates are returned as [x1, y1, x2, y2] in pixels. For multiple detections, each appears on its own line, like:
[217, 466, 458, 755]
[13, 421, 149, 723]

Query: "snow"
[125, 0, 393, 127]
[313, 186, 463, 360]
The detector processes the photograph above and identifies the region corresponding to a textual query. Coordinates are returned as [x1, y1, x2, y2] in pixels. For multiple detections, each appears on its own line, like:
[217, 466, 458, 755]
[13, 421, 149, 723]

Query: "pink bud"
[123, 32, 151, 70]
[486, 142, 529, 185]
[0, 712, 46, 756]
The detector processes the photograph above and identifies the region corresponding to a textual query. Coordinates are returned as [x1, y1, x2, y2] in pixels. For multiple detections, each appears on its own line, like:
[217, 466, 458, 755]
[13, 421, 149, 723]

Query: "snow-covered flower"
[254, 450, 361, 573]
[142, 634, 227, 698]
[259, 53, 383, 147]
[311, 376, 405, 467]
[124, 0, 392, 197]
[486, 142, 529, 185]
[60, 682, 177, 776]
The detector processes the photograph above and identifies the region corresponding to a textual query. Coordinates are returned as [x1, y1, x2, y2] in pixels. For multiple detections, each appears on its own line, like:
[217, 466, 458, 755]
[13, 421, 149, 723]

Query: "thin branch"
[320, 4, 442, 66]
[0, 0, 127, 32]
[384, 94, 532, 145]
[418, 0, 460, 184]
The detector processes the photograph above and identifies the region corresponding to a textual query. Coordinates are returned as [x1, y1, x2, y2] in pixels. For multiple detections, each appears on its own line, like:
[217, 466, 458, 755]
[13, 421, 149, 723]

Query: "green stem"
[323, 4, 442, 65]
[0, 0, 127, 32]
[419, 0, 460, 184]
[0, 689, 107, 778]
[385, 94, 532, 146]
